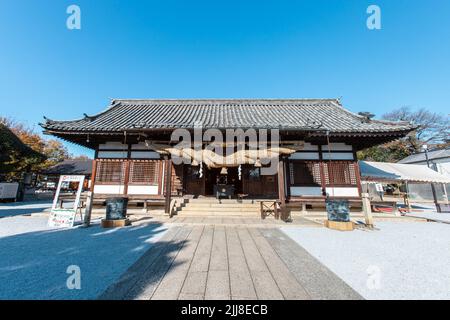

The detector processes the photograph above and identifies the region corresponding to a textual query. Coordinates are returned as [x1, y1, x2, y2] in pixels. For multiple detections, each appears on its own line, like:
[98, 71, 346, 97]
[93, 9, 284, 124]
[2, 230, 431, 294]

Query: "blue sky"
[1, 0, 449, 157]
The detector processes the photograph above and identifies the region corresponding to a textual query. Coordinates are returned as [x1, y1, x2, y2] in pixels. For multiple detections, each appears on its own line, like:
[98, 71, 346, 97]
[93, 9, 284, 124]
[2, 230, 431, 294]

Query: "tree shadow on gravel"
[0, 221, 181, 300]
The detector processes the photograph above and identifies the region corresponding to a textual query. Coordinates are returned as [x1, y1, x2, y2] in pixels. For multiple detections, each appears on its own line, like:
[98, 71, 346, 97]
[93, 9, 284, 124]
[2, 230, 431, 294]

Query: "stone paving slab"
[150, 226, 204, 300]
[205, 270, 230, 300]
[209, 226, 228, 271]
[98, 222, 361, 300]
[260, 228, 363, 300]
[181, 271, 208, 296]
[98, 226, 183, 300]
[129, 226, 192, 300]
[163, 215, 322, 228]
[247, 228, 311, 300]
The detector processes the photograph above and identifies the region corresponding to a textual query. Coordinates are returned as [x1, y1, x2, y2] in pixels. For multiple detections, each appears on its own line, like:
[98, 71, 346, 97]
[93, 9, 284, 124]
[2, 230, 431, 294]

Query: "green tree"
[0, 123, 45, 180]
[0, 117, 71, 179]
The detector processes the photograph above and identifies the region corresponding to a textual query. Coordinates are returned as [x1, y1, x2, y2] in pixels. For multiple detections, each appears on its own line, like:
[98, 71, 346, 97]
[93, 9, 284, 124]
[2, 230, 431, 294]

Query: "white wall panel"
[303, 142, 319, 151]
[290, 186, 323, 196]
[131, 142, 150, 150]
[98, 142, 128, 150]
[127, 185, 159, 195]
[325, 187, 359, 197]
[97, 151, 128, 159]
[289, 152, 320, 160]
[322, 143, 353, 151]
[322, 152, 354, 160]
[94, 184, 125, 194]
[130, 151, 160, 159]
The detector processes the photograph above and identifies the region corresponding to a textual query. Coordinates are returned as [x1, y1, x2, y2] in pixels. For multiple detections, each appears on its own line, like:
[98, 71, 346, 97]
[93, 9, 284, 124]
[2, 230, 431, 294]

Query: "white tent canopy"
[359, 161, 450, 184]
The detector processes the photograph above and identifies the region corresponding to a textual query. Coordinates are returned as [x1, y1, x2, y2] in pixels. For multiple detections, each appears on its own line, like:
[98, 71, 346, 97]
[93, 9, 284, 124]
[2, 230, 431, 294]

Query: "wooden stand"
[324, 220, 354, 231]
[101, 219, 131, 228]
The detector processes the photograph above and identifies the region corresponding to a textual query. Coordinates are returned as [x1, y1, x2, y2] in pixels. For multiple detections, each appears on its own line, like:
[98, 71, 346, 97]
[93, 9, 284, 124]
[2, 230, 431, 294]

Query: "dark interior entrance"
[205, 167, 242, 196]
[183, 164, 278, 198]
[183, 165, 204, 196]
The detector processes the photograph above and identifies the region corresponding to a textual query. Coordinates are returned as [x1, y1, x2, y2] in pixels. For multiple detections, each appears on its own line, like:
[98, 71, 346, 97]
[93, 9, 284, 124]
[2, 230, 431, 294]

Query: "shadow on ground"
[0, 201, 52, 218]
[0, 219, 173, 299]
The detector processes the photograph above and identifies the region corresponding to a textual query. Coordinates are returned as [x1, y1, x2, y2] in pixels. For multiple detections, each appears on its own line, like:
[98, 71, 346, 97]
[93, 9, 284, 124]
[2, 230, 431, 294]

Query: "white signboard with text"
[375, 183, 384, 193]
[48, 175, 85, 228]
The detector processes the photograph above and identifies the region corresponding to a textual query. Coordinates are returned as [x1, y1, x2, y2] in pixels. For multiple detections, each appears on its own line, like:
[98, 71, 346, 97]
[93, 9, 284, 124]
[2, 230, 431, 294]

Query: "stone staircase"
[175, 198, 261, 216]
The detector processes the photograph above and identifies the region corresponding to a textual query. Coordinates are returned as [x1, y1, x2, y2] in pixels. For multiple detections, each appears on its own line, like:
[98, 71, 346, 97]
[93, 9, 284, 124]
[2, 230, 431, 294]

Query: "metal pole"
[424, 148, 441, 213]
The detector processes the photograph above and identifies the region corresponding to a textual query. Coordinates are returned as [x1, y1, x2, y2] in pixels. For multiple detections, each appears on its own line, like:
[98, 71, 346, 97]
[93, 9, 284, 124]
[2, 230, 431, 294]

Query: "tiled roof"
[398, 148, 450, 164]
[41, 160, 92, 175]
[41, 99, 414, 134]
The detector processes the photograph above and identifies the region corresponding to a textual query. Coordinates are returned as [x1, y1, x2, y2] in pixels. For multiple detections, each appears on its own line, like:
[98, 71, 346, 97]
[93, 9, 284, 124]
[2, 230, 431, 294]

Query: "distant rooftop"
[41, 159, 92, 175]
[398, 148, 450, 164]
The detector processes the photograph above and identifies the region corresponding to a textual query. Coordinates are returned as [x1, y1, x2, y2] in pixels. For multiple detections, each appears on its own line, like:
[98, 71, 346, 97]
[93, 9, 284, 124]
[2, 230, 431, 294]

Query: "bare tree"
[382, 107, 449, 152]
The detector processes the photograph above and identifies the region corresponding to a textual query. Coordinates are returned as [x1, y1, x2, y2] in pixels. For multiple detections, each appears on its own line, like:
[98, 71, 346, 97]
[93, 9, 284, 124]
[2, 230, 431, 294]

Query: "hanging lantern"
[254, 159, 262, 167]
[238, 164, 242, 181]
[220, 167, 228, 175]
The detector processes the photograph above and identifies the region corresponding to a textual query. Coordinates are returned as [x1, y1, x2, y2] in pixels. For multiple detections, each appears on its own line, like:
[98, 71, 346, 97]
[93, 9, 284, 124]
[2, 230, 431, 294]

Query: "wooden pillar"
[405, 182, 412, 212]
[83, 159, 97, 227]
[277, 157, 287, 217]
[318, 145, 327, 196]
[301, 202, 307, 215]
[90, 159, 97, 193]
[362, 192, 374, 228]
[123, 144, 132, 195]
[123, 160, 130, 195]
[164, 158, 173, 214]
[353, 147, 362, 197]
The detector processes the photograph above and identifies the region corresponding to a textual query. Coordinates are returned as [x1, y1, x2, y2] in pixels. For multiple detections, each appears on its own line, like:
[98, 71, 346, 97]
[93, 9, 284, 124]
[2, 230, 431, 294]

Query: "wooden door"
[243, 166, 278, 198]
[183, 166, 205, 196]
[262, 174, 278, 197]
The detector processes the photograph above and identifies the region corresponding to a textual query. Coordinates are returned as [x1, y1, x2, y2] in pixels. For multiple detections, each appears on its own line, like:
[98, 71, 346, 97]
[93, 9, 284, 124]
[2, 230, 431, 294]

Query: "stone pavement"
[99, 219, 362, 300]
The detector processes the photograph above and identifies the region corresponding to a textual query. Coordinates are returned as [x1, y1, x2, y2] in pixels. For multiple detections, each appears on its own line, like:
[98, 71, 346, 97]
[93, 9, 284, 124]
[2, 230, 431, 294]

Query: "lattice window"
[95, 161, 125, 183]
[323, 161, 357, 186]
[129, 161, 160, 185]
[289, 161, 322, 186]
[171, 165, 183, 195]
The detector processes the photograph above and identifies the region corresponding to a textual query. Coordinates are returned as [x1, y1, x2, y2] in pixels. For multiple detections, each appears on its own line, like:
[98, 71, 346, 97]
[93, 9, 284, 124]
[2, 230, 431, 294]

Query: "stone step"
[177, 198, 275, 216]
[181, 207, 260, 212]
[176, 211, 261, 216]
[183, 203, 260, 209]
[185, 199, 261, 204]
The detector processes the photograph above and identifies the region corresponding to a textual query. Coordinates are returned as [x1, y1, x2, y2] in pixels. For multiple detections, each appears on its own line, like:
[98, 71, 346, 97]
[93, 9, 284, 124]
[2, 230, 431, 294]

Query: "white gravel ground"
[406, 212, 450, 224]
[0, 215, 168, 299]
[281, 221, 450, 300]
